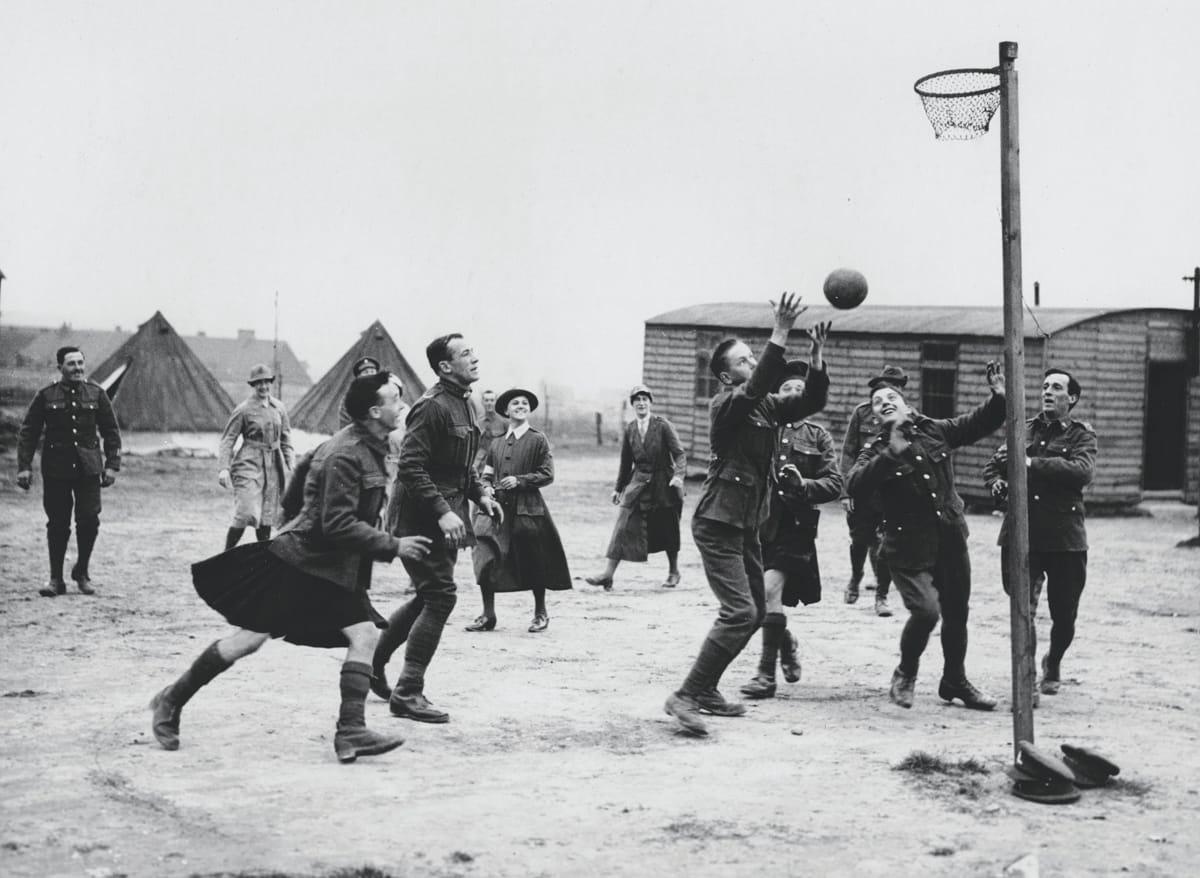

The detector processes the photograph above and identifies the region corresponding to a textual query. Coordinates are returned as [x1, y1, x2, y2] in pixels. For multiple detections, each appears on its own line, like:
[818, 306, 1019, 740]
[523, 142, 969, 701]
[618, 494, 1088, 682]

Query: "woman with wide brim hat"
[585, 384, 687, 590]
[216, 364, 295, 549]
[467, 388, 572, 633]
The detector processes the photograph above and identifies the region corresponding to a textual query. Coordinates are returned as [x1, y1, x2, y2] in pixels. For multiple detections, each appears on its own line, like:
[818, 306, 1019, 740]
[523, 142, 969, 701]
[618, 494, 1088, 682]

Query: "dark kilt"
[762, 510, 822, 607]
[192, 541, 385, 648]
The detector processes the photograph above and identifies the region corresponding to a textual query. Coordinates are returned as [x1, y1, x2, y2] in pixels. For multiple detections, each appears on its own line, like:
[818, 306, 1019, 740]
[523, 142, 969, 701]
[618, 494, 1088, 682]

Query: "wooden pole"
[999, 41, 1035, 756]
[595, 412, 603, 445]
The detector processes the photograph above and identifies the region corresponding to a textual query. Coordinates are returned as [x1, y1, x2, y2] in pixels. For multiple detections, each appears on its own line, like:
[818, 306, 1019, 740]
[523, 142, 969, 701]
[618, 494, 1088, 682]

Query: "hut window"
[920, 342, 958, 418]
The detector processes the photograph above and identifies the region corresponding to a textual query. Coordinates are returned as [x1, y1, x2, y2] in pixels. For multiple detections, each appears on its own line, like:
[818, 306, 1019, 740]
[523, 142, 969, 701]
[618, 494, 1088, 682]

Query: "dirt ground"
[1, 447, 1198, 878]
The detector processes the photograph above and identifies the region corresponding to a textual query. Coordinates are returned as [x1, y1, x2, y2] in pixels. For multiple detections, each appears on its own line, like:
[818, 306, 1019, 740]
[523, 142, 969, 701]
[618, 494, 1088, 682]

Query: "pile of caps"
[1006, 741, 1121, 804]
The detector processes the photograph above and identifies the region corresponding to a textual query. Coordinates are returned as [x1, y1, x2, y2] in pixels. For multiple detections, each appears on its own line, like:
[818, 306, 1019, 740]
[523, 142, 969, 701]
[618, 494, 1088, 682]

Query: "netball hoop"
[913, 68, 1001, 140]
[916, 43, 1037, 769]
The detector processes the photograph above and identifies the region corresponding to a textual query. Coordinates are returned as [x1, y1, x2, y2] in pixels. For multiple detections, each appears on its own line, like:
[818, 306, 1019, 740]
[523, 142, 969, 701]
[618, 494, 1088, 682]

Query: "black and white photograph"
[2, 3, 1199, 876]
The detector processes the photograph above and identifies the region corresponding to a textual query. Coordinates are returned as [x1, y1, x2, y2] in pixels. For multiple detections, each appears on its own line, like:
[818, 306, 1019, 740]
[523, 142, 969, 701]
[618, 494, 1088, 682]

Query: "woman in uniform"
[217, 364, 294, 549]
[467, 388, 571, 633]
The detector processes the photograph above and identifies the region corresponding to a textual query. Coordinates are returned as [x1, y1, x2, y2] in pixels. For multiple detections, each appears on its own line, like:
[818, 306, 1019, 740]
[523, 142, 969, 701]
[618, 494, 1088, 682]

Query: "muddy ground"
[0, 448, 1197, 878]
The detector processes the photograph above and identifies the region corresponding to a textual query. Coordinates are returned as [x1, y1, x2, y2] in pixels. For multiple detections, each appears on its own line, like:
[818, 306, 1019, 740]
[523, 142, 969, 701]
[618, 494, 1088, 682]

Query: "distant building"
[17, 325, 313, 405]
[644, 304, 1200, 508]
[186, 328, 312, 406]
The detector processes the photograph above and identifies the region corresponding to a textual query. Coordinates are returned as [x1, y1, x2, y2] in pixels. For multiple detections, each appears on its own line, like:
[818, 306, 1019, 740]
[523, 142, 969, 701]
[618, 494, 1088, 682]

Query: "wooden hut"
[643, 304, 1200, 509]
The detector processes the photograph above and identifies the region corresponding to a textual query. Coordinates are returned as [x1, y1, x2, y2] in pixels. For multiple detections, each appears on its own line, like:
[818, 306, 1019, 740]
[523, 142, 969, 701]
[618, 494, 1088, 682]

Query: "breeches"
[43, 475, 101, 538]
[691, 517, 766, 657]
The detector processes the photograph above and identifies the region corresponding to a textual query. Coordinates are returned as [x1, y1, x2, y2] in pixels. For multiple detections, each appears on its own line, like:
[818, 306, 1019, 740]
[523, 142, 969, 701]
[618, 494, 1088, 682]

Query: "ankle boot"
[334, 661, 404, 763]
[150, 642, 231, 750]
[778, 629, 802, 683]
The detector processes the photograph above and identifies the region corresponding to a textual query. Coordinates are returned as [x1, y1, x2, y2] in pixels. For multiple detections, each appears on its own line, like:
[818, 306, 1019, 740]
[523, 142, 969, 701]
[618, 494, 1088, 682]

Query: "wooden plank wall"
[644, 312, 1199, 508]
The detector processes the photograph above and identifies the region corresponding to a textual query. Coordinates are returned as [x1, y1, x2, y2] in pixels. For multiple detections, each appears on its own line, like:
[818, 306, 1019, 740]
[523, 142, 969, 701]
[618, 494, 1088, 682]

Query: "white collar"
[506, 422, 531, 440]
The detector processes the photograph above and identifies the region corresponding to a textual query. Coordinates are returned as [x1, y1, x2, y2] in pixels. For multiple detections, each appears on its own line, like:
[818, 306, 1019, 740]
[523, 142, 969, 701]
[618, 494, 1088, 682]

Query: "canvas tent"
[91, 311, 235, 431]
[290, 320, 427, 434]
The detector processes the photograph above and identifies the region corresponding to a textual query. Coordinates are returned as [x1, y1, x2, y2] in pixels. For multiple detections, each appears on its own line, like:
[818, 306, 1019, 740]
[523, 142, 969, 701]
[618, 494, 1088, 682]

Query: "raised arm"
[938, 360, 1006, 450]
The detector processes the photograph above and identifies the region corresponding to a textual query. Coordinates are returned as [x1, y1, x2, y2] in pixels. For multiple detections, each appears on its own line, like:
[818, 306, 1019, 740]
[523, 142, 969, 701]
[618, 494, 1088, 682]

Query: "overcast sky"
[2, 2, 1197, 396]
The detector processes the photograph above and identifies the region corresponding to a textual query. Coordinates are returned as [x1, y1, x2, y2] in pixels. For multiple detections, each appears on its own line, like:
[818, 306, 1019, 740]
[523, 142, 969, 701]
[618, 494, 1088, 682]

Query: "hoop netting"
[914, 69, 1001, 141]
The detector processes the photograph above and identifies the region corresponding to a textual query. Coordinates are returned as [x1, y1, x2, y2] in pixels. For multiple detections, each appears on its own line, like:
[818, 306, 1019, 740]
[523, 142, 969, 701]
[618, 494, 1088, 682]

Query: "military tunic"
[218, 396, 294, 528]
[983, 413, 1097, 655]
[840, 400, 887, 543]
[846, 391, 1005, 678]
[194, 423, 401, 648]
[17, 379, 122, 575]
[762, 419, 843, 606]
[604, 415, 687, 562]
[689, 340, 830, 659]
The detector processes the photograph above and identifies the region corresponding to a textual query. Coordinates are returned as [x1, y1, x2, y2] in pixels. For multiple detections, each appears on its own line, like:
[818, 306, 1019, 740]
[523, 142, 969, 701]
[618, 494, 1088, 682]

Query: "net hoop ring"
[913, 67, 1000, 98]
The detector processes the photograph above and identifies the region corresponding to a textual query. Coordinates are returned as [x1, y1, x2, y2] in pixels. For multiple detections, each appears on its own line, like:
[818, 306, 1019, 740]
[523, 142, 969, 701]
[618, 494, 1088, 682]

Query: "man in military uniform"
[338, 356, 382, 429]
[663, 292, 831, 737]
[17, 346, 121, 597]
[983, 368, 1096, 696]
[847, 361, 1006, 711]
[473, 389, 508, 473]
[840, 365, 907, 616]
[372, 333, 504, 723]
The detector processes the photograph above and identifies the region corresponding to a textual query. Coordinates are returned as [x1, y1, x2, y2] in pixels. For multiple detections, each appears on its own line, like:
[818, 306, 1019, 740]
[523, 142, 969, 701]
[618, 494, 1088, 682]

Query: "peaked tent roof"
[91, 311, 236, 431]
[290, 320, 428, 434]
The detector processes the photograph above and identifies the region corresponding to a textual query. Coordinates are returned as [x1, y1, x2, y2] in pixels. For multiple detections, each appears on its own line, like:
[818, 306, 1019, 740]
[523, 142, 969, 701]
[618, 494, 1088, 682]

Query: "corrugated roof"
[644, 303, 1128, 337]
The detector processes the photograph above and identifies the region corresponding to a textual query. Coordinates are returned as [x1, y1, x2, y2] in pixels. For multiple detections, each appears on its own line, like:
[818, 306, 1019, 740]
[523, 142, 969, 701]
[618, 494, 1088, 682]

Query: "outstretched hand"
[807, 320, 831, 369]
[985, 359, 1005, 393]
[769, 292, 807, 332]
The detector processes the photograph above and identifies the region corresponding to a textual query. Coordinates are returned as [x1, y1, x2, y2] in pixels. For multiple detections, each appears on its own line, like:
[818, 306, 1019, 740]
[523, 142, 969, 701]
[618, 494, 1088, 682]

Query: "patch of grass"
[894, 751, 993, 801]
[894, 751, 989, 776]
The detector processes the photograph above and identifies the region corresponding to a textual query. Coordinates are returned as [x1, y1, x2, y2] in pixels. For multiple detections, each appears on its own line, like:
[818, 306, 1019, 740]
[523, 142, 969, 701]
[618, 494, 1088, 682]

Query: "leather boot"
[889, 667, 916, 709]
[937, 677, 997, 711]
[739, 674, 777, 699]
[778, 630, 802, 683]
[149, 642, 231, 749]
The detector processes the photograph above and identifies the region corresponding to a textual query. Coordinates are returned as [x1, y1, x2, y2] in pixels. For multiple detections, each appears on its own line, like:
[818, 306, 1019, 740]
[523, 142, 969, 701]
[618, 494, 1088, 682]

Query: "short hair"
[482, 389, 495, 398]
[344, 371, 392, 420]
[709, 338, 740, 380]
[56, 346, 82, 365]
[1044, 368, 1082, 408]
[426, 333, 464, 373]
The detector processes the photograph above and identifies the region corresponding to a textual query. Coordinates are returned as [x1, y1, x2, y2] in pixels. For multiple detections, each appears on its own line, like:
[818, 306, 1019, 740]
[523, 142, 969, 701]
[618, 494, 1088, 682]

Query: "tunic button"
[1034, 494, 1040, 500]
[782, 438, 789, 444]
[778, 490, 784, 496]
[930, 492, 936, 498]
[895, 471, 902, 476]
[1071, 505, 1076, 511]
[1040, 441, 1046, 446]
[734, 476, 741, 482]
[923, 474, 931, 480]
[780, 455, 787, 461]
[915, 455, 922, 461]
